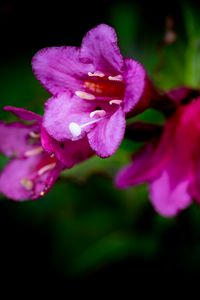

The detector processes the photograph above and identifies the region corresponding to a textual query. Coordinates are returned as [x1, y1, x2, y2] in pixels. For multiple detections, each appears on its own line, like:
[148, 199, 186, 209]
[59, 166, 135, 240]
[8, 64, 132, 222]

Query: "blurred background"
[1, 0, 200, 292]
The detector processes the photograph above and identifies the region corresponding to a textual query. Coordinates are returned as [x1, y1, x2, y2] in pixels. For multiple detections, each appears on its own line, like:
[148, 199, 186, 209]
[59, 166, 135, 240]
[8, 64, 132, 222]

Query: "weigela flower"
[32, 24, 155, 157]
[0, 106, 93, 201]
[116, 97, 200, 217]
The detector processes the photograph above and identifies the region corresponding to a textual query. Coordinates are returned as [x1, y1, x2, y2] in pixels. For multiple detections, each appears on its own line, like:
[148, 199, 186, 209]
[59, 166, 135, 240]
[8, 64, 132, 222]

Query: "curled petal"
[4, 106, 42, 123]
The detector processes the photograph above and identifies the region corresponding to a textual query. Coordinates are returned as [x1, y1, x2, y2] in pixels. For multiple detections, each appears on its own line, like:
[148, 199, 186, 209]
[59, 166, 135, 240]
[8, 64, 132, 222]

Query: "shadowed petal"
[0, 121, 40, 158]
[0, 154, 62, 201]
[150, 171, 192, 217]
[41, 127, 94, 168]
[32, 46, 94, 95]
[88, 108, 125, 158]
[43, 93, 96, 141]
[80, 24, 123, 74]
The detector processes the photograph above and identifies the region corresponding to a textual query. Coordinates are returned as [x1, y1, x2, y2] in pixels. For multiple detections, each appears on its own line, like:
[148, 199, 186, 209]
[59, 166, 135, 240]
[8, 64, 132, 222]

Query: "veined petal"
[0, 154, 63, 201]
[32, 46, 94, 95]
[4, 106, 42, 123]
[41, 127, 94, 168]
[0, 121, 40, 158]
[88, 108, 125, 158]
[43, 93, 96, 141]
[150, 171, 192, 217]
[80, 24, 123, 74]
[123, 58, 147, 113]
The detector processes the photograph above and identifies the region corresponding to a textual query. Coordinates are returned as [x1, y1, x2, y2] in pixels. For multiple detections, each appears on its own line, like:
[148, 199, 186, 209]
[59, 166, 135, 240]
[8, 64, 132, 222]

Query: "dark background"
[1, 0, 200, 293]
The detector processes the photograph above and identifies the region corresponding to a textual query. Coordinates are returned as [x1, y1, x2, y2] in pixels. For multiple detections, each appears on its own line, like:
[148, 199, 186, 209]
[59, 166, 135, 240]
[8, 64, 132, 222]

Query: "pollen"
[108, 75, 123, 81]
[20, 178, 33, 190]
[75, 91, 96, 100]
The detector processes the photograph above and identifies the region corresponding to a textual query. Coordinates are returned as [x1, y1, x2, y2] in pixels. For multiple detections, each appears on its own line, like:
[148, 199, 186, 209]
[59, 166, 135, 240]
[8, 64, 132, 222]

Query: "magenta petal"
[123, 58, 147, 113]
[41, 127, 94, 168]
[80, 24, 123, 74]
[4, 106, 42, 123]
[43, 93, 96, 141]
[0, 155, 62, 201]
[150, 172, 192, 217]
[32, 46, 94, 95]
[0, 121, 40, 158]
[88, 108, 125, 158]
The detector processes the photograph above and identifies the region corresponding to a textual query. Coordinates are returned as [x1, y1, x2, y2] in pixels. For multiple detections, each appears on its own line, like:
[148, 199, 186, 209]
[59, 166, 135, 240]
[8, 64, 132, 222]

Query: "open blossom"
[32, 24, 155, 157]
[116, 97, 200, 217]
[0, 106, 93, 201]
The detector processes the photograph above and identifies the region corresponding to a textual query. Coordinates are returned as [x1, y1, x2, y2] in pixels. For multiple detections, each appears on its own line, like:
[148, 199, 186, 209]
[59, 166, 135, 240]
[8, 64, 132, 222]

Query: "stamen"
[108, 75, 123, 81]
[75, 91, 96, 100]
[90, 110, 106, 118]
[24, 146, 43, 157]
[20, 178, 33, 190]
[29, 131, 40, 139]
[69, 115, 109, 138]
[88, 71, 105, 77]
[37, 162, 57, 176]
[40, 191, 45, 196]
[109, 100, 123, 105]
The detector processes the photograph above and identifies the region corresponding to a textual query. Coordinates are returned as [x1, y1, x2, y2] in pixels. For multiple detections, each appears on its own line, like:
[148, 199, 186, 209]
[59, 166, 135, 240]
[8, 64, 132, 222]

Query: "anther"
[88, 71, 105, 77]
[37, 162, 57, 176]
[24, 146, 43, 157]
[29, 131, 40, 139]
[109, 100, 123, 105]
[90, 110, 106, 118]
[75, 91, 96, 100]
[108, 75, 123, 81]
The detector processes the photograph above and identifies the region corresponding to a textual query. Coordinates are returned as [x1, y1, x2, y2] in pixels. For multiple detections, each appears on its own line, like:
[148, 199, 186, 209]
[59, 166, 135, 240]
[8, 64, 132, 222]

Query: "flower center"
[69, 72, 124, 138]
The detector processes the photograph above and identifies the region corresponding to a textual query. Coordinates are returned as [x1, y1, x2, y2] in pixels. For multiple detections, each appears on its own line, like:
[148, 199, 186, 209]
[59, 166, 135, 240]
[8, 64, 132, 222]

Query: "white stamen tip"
[88, 71, 105, 77]
[75, 91, 96, 100]
[108, 75, 123, 81]
[24, 146, 43, 157]
[69, 122, 82, 137]
[40, 191, 45, 196]
[20, 178, 33, 191]
[109, 100, 123, 105]
[90, 110, 106, 118]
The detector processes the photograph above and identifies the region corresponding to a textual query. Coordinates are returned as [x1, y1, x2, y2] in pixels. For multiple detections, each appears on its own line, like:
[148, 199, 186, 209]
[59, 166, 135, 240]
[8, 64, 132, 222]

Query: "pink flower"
[116, 97, 200, 217]
[32, 24, 154, 157]
[0, 106, 93, 201]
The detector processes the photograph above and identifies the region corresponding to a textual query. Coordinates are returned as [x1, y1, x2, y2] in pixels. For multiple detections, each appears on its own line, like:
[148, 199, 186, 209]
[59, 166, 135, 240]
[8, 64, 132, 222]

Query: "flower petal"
[150, 171, 192, 217]
[80, 24, 123, 74]
[43, 93, 96, 141]
[88, 108, 125, 157]
[123, 58, 148, 113]
[0, 154, 62, 201]
[41, 127, 94, 168]
[32, 46, 94, 95]
[4, 106, 42, 123]
[115, 144, 156, 188]
[0, 121, 40, 158]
